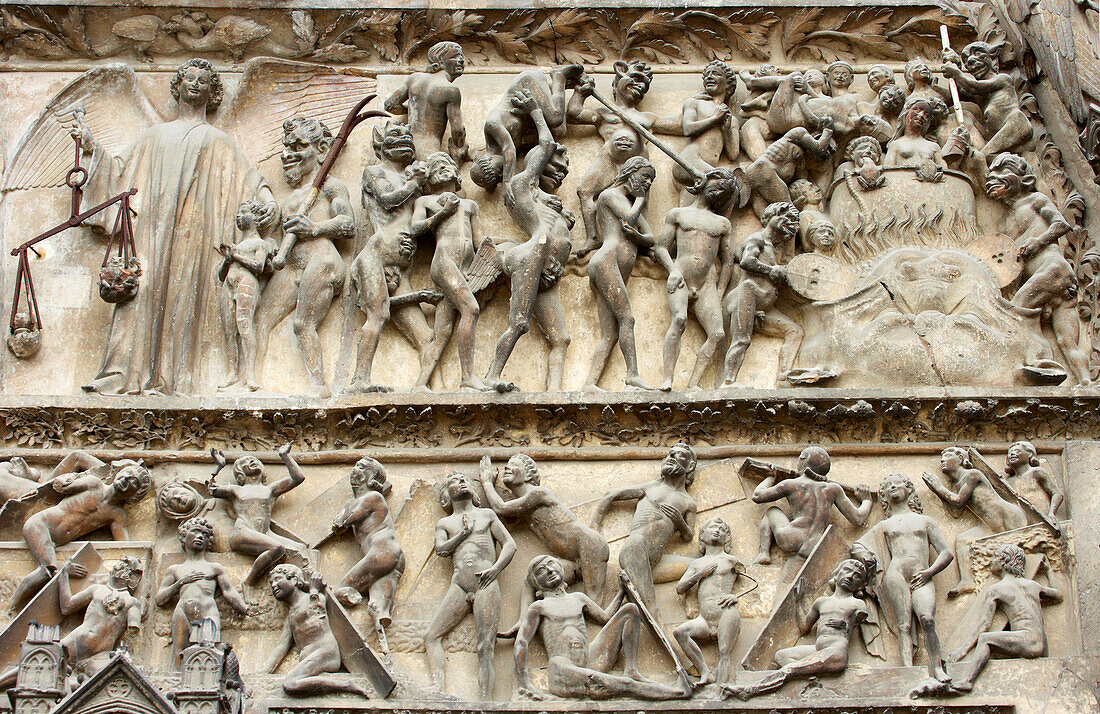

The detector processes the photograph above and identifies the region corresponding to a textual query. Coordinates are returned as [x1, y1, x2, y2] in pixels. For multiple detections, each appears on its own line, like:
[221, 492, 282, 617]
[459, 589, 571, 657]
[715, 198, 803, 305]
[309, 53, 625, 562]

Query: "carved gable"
[52, 654, 176, 714]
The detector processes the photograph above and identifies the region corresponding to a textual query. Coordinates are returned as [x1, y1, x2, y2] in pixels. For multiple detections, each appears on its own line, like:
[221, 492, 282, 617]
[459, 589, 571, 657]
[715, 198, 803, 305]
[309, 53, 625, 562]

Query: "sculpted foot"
[624, 376, 658, 391]
[947, 583, 974, 598]
[582, 383, 606, 393]
[347, 381, 394, 394]
[305, 382, 332, 398]
[459, 376, 492, 392]
[753, 552, 772, 566]
[485, 377, 516, 393]
[407, 384, 434, 394]
[720, 380, 751, 389]
[335, 586, 363, 607]
[624, 668, 654, 684]
[659, 379, 674, 392]
[720, 684, 753, 701]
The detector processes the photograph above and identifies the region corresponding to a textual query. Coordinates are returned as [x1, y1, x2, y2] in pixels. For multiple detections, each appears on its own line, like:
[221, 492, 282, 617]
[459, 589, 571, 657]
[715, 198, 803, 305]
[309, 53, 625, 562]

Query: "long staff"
[940, 26, 967, 126]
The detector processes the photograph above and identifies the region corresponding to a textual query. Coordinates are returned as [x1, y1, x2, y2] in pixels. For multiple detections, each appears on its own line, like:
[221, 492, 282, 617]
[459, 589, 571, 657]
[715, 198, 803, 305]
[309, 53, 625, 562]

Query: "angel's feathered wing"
[1, 64, 162, 192]
[466, 238, 506, 294]
[1005, 0, 1087, 124]
[217, 57, 378, 165]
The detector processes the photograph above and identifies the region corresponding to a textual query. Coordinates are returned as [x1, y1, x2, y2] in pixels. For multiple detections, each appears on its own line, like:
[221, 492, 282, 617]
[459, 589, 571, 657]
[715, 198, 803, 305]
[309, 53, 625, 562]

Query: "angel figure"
[1, 58, 376, 395]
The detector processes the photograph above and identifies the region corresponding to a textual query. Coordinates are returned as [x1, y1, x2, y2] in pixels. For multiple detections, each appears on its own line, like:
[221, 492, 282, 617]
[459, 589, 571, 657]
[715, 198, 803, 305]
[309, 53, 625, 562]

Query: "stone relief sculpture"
[672, 517, 746, 686]
[13, 453, 152, 608]
[208, 445, 308, 586]
[922, 446, 1027, 596]
[942, 43, 1033, 159]
[384, 41, 468, 162]
[264, 564, 371, 697]
[155, 517, 251, 661]
[672, 61, 739, 196]
[1004, 441, 1065, 521]
[511, 557, 692, 700]
[592, 442, 697, 616]
[0, 457, 44, 504]
[425, 471, 516, 699]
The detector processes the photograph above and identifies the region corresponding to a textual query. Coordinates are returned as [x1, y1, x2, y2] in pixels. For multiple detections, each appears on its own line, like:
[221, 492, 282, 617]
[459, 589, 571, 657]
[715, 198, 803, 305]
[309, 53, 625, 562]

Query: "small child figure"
[673, 517, 746, 686]
[218, 199, 277, 392]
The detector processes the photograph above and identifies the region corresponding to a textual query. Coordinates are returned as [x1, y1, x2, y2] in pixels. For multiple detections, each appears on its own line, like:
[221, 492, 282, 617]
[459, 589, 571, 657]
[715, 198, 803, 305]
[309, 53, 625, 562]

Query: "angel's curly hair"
[171, 58, 224, 112]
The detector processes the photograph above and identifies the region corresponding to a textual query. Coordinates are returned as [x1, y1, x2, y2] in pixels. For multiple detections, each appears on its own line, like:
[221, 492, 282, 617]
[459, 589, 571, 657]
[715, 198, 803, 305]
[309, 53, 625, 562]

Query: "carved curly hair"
[427, 41, 463, 73]
[702, 60, 737, 100]
[178, 516, 214, 549]
[996, 543, 1026, 577]
[171, 58, 224, 112]
[507, 453, 539, 486]
[878, 472, 922, 517]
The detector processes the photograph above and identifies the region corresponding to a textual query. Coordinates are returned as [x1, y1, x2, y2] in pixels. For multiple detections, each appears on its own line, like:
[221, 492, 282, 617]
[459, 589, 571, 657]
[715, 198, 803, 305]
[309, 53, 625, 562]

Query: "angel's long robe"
[81, 118, 273, 395]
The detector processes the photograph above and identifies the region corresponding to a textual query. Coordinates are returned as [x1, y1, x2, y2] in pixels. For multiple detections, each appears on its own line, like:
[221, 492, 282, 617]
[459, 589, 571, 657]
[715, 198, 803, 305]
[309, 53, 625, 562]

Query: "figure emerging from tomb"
[511, 556, 692, 701]
[330, 457, 405, 647]
[1004, 441, 1064, 521]
[984, 152, 1093, 385]
[931, 544, 1062, 696]
[217, 198, 276, 393]
[208, 445, 308, 587]
[720, 202, 805, 388]
[385, 41, 469, 161]
[856, 472, 953, 685]
[155, 516, 251, 661]
[254, 117, 355, 398]
[584, 156, 659, 391]
[12, 452, 151, 609]
[922, 446, 1027, 597]
[470, 64, 587, 192]
[673, 517, 746, 686]
[350, 121, 434, 394]
[568, 61, 678, 252]
[592, 442, 697, 618]
[425, 471, 516, 700]
[483, 90, 575, 393]
[479, 454, 609, 603]
[720, 555, 875, 700]
[672, 60, 740, 196]
[748, 446, 872, 566]
[942, 42, 1033, 159]
[408, 151, 489, 392]
[652, 168, 742, 391]
[264, 565, 371, 697]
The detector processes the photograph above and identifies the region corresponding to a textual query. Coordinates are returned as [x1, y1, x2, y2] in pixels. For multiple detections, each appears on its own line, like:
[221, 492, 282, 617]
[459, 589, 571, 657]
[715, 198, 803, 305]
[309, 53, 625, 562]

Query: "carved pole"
[940, 25, 967, 126]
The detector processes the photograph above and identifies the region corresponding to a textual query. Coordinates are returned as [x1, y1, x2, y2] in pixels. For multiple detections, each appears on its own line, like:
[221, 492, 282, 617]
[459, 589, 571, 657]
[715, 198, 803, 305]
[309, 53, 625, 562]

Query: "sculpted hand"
[715, 104, 732, 124]
[309, 570, 326, 592]
[1020, 238, 1044, 259]
[211, 448, 228, 472]
[255, 202, 278, 232]
[769, 266, 787, 284]
[667, 271, 685, 294]
[406, 161, 428, 184]
[544, 194, 564, 213]
[70, 110, 94, 152]
[476, 565, 500, 589]
[659, 502, 686, 529]
[277, 443, 292, 458]
[438, 192, 461, 216]
[941, 48, 962, 67]
[910, 568, 934, 590]
[855, 484, 873, 502]
[460, 514, 473, 537]
[283, 214, 316, 239]
[921, 471, 939, 490]
[479, 455, 494, 483]
[63, 561, 89, 578]
[791, 73, 807, 93]
[577, 77, 596, 98]
[416, 289, 444, 305]
[180, 571, 207, 585]
[509, 89, 537, 115]
[718, 594, 739, 608]
[702, 561, 719, 577]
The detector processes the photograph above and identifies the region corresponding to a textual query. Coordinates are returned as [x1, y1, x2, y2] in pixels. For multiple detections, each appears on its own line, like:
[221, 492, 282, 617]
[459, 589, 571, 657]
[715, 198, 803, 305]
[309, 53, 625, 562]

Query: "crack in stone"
[879, 281, 948, 388]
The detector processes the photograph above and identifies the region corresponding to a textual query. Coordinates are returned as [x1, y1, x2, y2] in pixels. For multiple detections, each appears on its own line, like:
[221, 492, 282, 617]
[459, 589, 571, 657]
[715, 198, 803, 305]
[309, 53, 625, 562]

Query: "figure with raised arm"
[331, 457, 405, 644]
[592, 442, 698, 617]
[721, 555, 874, 700]
[942, 42, 1032, 158]
[749, 446, 872, 565]
[484, 90, 575, 393]
[155, 517, 251, 661]
[479, 454, 609, 602]
[12, 452, 151, 609]
[673, 517, 745, 686]
[208, 445, 308, 586]
[651, 168, 742, 391]
[407, 152, 488, 392]
[584, 157, 659, 391]
[384, 41, 469, 161]
[424, 471, 516, 699]
[263, 565, 371, 697]
[512, 556, 692, 700]
[856, 472, 954, 684]
[922, 446, 1026, 597]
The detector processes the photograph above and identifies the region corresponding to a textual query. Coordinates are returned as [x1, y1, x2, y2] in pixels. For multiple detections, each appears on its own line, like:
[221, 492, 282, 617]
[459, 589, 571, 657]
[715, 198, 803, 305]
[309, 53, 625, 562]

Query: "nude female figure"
[584, 156, 658, 391]
[331, 457, 405, 645]
[209, 444, 308, 586]
[674, 517, 745, 685]
[922, 446, 1026, 596]
[856, 472, 954, 683]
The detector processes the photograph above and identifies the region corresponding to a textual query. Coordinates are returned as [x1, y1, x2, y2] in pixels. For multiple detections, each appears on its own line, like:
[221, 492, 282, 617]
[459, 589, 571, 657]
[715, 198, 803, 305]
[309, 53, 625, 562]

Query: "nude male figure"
[385, 41, 469, 161]
[425, 471, 517, 700]
[592, 442, 698, 617]
[743, 121, 834, 217]
[408, 152, 489, 391]
[0, 556, 145, 689]
[943, 42, 1032, 158]
[484, 91, 574, 392]
[751, 446, 872, 565]
[13, 452, 151, 609]
[264, 565, 371, 697]
[651, 168, 741, 391]
[672, 61, 740, 196]
[331, 457, 405, 646]
[512, 555, 692, 700]
[155, 516, 250, 660]
[1004, 440, 1064, 521]
[479, 453, 610, 602]
[985, 152, 1093, 385]
[938, 544, 1062, 695]
[922, 446, 1026, 597]
[673, 517, 745, 686]
[721, 556, 874, 700]
[350, 121, 433, 393]
[255, 117, 355, 398]
[856, 472, 954, 683]
[720, 202, 805, 388]
[470, 64, 587, 192]
[209, 444, 308, 586]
